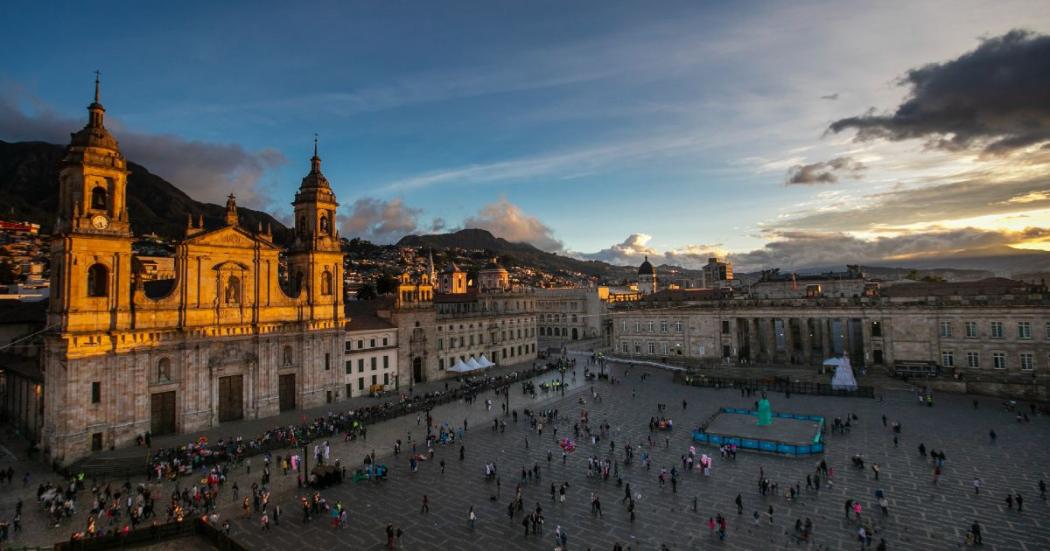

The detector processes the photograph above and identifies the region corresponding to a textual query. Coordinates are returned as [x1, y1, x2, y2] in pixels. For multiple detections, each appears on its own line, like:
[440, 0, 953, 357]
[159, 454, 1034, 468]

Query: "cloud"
[730, 227, 1050, 272]
[780, 173, 1050, 231]
[0, 84, 285, 207]
[663, 243, 729, 268]
[380, 132, 709, 191]
[577, 234, 659, 266]
[785, 156, 866, 185]
[828, 29, 1050, 156]
[463, 198, 564, 252]
[341, 197, 424, 244]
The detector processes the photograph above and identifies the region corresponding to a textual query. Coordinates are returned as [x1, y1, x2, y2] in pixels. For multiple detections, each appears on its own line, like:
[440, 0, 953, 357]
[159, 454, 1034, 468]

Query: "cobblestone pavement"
[224, 362, 1050, 551]
[4, 359, 1050, 550]
[0, 359, 585, 548]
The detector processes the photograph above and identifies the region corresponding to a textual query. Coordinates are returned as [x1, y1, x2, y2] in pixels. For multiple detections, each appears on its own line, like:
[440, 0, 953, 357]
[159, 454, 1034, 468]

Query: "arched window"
[298, 216, 306, 235]
[225, 275, 240, 304]
[157, 358, 172, 383]
[87, 264, 108, 297]
[283, 345, 293, 366]
[320, 270, 333, 296]
[294, 271, 304, 295]
[319, 214, 330, 235]
[91, 186, 107, 210]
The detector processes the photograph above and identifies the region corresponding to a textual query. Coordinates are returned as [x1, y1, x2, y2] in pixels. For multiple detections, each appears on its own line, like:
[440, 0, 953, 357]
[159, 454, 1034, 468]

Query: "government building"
[41, 81, 345, 465]
[611, 263, 1050, 400]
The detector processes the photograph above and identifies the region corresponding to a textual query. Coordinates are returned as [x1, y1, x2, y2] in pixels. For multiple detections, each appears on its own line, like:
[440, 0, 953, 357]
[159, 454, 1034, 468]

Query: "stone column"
[764, 318, 776, 365]
[748, 318, 760, 365]
[801, 318, 813, 366]
[841, 318, 851, 360]
[820, 318, 832, 361]
[782, 318, 795, 364]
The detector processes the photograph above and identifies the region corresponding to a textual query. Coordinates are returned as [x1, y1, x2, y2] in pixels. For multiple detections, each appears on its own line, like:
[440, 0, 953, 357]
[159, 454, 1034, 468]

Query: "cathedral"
[42, 79, 345, 465]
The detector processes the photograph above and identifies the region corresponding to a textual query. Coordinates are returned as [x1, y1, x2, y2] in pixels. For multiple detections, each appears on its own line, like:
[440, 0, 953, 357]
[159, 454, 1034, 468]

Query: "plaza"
[211, 359, 1049, 550]
[1, 356, 1049, 550]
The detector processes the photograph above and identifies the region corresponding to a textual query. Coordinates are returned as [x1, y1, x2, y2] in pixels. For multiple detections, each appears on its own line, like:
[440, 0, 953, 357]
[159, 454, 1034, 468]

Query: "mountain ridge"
[0, 140, 292, 243]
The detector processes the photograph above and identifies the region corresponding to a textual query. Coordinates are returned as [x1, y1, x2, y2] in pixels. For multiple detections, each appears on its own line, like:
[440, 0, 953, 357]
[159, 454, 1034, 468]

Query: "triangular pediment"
[183, 225, 279, 250]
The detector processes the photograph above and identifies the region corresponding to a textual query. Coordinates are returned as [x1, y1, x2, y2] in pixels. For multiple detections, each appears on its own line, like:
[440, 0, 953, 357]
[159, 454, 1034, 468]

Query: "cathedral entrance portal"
[413, 357, 423, 383]
[218, 375, 244, 422]
[150, 391, 176, 436]
[279, 374, 296, 411]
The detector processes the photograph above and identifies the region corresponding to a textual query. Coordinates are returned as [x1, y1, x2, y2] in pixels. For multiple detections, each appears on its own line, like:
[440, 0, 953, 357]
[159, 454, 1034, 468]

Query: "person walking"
[989, 429, 997, 444]
[421, 495, 430, 514]
[1016, 493, 1024, 512]
[735, 494, 743, 515]
[468, 506, 476, 529]
[972, 477, 982, 495]
[872, 464, 880, 481]
[768, 505, 774, 525]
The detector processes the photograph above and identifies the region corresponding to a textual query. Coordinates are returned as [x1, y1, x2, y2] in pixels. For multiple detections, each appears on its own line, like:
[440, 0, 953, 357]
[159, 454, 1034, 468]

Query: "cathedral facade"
[41, 80, 345, 465]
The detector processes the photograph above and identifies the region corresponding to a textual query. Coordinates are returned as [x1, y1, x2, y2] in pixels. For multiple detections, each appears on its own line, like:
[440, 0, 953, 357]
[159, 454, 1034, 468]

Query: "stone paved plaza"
[1, 359, 1048, 550]
[222, 362, 1049, 551]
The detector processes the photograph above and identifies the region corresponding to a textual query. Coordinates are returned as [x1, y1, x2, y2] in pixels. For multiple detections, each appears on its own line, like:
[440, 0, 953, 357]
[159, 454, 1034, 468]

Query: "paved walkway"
[0, 358, 572, 548]
[224, 361, 1049, 550]
[3, 358, 1049, 550]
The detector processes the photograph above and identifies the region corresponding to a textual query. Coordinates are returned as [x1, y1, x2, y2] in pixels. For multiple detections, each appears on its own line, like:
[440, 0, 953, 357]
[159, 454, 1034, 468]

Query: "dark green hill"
[397, 228, 625, 278]
[0, 140, 292, 243]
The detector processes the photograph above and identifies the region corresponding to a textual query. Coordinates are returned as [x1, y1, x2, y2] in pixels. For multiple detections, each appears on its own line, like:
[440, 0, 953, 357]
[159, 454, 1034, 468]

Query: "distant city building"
[637, 256, 657, 295]
[344, 301, 398, 397]
[535, 286, 612, 345]
[477, 259, 510, 292]
[0, 221, 40, 235]
[437, 263, 468, 294]
[702, 257, 733, 288]
[132, 255, 176, 281]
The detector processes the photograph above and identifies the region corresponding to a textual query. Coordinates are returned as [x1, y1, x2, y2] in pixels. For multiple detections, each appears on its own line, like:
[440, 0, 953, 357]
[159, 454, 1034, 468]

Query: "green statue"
[756, 398, 772, 426]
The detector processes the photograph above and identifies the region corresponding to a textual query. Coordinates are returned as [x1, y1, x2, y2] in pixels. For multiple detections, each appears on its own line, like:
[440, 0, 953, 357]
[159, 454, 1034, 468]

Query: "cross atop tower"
[94, 70, 101, 103]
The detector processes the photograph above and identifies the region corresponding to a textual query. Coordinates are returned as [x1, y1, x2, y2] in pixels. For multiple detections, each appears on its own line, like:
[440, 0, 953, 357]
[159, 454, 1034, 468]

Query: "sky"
[2, 1, 1049, 272]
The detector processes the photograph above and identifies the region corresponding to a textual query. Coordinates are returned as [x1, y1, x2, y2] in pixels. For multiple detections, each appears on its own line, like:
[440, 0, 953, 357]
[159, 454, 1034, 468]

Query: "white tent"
[466, 357, 482, 370]
[448, 358, 472, 373]
[828, 356, 858, 390]
[477, 355, 494, 368]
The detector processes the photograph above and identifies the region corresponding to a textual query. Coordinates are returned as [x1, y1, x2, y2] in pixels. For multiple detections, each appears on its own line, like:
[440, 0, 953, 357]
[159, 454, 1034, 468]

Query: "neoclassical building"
[42, 80, 345, 465]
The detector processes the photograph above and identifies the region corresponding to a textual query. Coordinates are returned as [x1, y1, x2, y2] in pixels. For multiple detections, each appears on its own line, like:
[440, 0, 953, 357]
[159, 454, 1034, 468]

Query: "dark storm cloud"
[0, 85, 286, 207]
[785, 156, 865, 185]
[828, 30, 1050, 155]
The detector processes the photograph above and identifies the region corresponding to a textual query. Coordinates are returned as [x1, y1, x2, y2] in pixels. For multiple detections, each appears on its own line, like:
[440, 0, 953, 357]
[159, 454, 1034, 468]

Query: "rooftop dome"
[68, 73, 121, 153]
[638, 256, 655, 275]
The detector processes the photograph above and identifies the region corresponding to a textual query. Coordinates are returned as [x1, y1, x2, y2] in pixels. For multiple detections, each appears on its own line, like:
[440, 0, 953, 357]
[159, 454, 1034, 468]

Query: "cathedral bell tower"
[287, 136, 344, 326]
[49, 73, 134, 333]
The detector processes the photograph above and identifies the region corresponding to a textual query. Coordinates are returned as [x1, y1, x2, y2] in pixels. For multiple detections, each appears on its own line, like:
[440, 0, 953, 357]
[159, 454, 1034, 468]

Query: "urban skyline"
[2, 1, 1049, 273]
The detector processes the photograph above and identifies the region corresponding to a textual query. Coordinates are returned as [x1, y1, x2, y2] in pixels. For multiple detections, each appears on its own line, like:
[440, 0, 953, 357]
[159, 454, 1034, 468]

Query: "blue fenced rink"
[693, 407, 825, 456]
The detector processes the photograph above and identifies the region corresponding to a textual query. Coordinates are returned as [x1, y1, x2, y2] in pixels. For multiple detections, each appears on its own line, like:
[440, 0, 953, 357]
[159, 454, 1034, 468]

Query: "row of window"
[345, 354, 392, 374]
[345, 336, 391, 353]
[939, 321, 1046, 340]
[619, 341, 684, 356]
[437, 318, 533, 332]
[437, 328, 533, 350]
[542, 314, 579, 323]
[620, 320, 684, 333]
[86, 264, 336, 299]
[348, 373, 391, 394]
[941, 350, 1040, 370]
